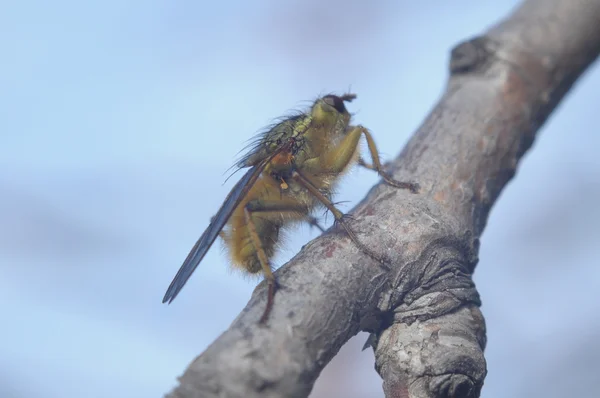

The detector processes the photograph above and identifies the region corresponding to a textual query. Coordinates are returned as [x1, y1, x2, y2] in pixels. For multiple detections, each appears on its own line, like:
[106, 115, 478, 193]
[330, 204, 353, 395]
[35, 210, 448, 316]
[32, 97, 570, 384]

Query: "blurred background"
[1, 0, 599, 397]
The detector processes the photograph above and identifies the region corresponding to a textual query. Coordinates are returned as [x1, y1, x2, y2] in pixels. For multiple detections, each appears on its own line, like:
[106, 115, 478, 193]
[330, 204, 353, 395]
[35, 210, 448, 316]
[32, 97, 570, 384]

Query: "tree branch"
[165, 0, 600, 397]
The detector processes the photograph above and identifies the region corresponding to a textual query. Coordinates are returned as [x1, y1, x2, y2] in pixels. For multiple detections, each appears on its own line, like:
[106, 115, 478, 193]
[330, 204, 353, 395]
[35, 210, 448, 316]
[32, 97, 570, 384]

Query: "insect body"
[163, 93, 418, 323]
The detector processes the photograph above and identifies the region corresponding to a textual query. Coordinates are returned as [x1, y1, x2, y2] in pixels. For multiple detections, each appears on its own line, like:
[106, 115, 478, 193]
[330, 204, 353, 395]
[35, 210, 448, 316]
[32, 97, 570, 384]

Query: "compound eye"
[323, 95, 347, 113]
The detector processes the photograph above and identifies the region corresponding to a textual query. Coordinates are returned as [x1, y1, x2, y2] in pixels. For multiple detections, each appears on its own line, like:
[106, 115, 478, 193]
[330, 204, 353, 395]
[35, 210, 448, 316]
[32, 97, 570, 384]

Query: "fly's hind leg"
[244, 199, 317, 324]
[291, 170, 390, 269]
[243, 205, 277, 324]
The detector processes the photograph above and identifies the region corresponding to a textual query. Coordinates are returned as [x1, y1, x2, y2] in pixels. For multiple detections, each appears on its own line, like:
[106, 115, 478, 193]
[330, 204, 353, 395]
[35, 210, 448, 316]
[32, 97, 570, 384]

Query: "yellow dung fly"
[163, 93, 419, 323]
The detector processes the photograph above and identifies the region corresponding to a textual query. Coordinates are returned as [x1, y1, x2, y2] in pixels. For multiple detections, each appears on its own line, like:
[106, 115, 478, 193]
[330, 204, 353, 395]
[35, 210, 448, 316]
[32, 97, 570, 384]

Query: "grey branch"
[165, 0, 600, 397]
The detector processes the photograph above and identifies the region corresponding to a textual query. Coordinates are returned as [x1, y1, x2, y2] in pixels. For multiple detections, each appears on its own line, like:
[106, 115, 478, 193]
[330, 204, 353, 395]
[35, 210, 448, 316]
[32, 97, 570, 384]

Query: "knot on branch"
[375, 306, 487, 398]
[378, 235, 481, 325]
[367, 230, 487, 398]
[449, 36, 497, 75]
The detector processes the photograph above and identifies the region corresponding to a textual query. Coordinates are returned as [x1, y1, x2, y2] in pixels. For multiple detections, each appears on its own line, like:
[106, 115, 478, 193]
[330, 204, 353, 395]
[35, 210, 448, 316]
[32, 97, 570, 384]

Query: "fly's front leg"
[354, 126, 419, 193]
[319, 124, 418, 193]
[291, 169, 390, 268]
[244, 199, 323, 324]
[357, 156, 406, 189]
[356, 157, 378, 171]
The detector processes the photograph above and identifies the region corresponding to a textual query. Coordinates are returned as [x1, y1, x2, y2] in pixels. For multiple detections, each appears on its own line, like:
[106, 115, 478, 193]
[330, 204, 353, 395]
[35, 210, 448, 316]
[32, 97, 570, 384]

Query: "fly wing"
[162, 147, 284, 304]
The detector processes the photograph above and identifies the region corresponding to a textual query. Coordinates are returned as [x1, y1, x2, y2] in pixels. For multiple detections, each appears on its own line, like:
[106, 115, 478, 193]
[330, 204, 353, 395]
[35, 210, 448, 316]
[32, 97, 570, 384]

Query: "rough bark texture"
[165, 0, 600, 397]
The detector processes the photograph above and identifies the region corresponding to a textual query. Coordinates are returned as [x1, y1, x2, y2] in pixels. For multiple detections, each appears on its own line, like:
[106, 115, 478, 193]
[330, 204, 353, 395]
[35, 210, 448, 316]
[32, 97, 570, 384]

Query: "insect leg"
[291, 169, 389, 267]
[244, 200, 323, 323]
[354, 126, 419, 193]
[246, 200, 325, 231]
[358, 156, 404, 191]
[243, 205, 277, 324]
[357, 157, 377, 171]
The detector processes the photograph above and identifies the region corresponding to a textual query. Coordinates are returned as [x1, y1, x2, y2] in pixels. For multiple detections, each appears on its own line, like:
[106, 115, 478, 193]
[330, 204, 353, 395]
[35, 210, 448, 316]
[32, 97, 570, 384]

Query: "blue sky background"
[1, 1, 599, 397]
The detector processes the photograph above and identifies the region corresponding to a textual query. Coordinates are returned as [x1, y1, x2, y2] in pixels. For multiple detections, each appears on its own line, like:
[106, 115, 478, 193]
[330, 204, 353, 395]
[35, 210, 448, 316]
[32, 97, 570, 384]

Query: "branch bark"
[165, 0, 600, 397]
